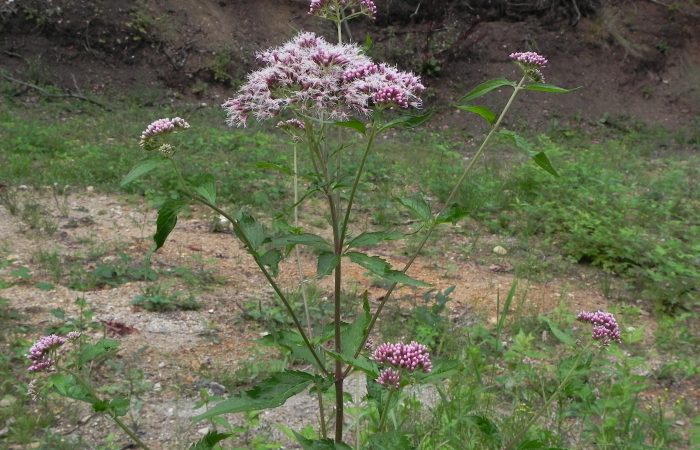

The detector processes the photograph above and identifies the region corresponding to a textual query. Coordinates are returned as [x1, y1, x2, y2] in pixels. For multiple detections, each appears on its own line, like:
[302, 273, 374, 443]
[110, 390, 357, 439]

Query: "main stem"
[328, 189, 345, 442]
[348, 76, 528, 368]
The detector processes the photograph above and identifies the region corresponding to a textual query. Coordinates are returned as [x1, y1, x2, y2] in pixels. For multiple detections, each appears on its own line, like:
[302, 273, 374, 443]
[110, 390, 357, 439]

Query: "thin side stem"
[339, 124, 377, 246]
[191, 195, 329, 376]
[112, 415, 151, 450]
[348, 76, 528, 368]
[378, 390, 396, 432]
[503, 348, 588, 450]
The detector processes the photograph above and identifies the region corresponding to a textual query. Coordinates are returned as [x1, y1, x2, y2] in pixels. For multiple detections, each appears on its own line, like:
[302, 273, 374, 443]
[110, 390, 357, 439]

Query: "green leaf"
[35, 282, 54, 291]
[334, 119, 366, 134]
[455, 105, 497, 124]
[107, 396, 130, 417]
[435, 204, 469, 225]
[540, 316, 575, 347]
[326, 350, 378, 377]
[256, 161, 292, 175]
[499, 129, 534, 156]
[79, 339, 120, 365]
[235, 211, 267, 252]
[366, 431, 412, 449]
[413, 359, 460, 383]
[193, 371, 319, 421]
[189, 431, 233, 450]
[272, 233, 332, 252]
[378, 110, 433, 132]
[293, 432, 352, 450]
[260, 330, 325, 370]
[259, 249, 283, 277]
[532, 151, 559, 177]
[465, 415, 501, 446]
[192, 174, 217, 204]
[48, 373, 95, 403]
[517, 440, 566, 450]
[345, 252, 429, 287]
[154, 198, 187, 250]
[341, 293, 371, 357]
[396, 195, 432, 222]
[459, 78, 515, 103]
[317, 252, 340, 277]
[522, 83, 577, 94]
[346, 231, 403, 249]
[121, 158, 162, 187]
[10, 267, 31, 280]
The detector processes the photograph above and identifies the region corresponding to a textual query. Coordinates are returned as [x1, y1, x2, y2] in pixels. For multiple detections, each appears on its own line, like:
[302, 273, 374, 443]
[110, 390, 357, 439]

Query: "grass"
[0, 96, 699, 448]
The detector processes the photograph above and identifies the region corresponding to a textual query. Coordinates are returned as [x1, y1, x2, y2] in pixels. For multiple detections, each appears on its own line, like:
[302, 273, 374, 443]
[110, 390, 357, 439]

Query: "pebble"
[197, 426, 210, 435]
[493, 245, 508, 255]
[153, 382, 162, 392]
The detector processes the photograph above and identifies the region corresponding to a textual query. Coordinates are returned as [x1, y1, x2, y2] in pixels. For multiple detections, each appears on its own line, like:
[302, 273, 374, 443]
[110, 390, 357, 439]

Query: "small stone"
[0, 396, 15, 408]
[198, 426, 210, 435]
[493, 245, 507, 256]
[208, 309, 214, 314]
[86, 186, 94, 192]
[675, 420, 685, 426]
[153, 382, 162, 392]
[158, 362, 166, 368]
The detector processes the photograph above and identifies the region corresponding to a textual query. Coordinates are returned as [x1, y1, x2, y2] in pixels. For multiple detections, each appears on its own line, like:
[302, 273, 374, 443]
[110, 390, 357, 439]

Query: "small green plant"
[132, 284, 200, 312]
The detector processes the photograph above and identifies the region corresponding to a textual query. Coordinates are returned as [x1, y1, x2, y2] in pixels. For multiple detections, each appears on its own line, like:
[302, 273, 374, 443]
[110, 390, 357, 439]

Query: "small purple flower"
[509, 51, 548, 68]
[276, 118, 306, 130]
[27, 334, 66, 372]
[309, 0, 377, 20]
[376, 368, 401, 389]
[577, 310, 622, 346]
[139, 117, 190, 153]
[372, 341, 433, 373]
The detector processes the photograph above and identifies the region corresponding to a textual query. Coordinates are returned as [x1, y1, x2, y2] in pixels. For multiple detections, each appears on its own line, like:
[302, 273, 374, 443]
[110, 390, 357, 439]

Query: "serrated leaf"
[193, 371, 318, 421]
[235, 211, 267, 252]
[326, 350, 378, 377]
[293, 432, 352, 450]
[189, 431, 233, 450]
[48, 373, 95, 403]
[459, 78, 515, 103]
[522, 83, 577, 94]
[540, 316, 575, 347]
[259, 249, 283, 276]
[79, 339, 120, 365]
[260, 330, 325, 370]
[455, 104, 497, 124]
[154, 198, 186, 250]
[334, 119, 366, 134]
[396, 195, 432, 222]
[256, 161, 292, 175]
[532, 151, 559, 177]
[192, 174, 217, 204]
[108, 396, 130, 417]
[121, 158, 162, 187]
[346, 252, 429, 287]
[346, 231, 403, 249]
[378, 110, 433, 132]
[272, 233, 332, 252]
[317, 252, 339, 277]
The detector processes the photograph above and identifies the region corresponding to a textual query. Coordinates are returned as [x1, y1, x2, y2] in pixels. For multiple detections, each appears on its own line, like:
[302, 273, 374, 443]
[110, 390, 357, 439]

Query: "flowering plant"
[116, 1, 579, 448]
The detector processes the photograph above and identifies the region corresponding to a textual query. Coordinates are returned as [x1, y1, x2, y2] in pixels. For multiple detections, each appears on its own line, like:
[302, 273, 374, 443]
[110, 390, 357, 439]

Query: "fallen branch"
[0, 71, 110, 110]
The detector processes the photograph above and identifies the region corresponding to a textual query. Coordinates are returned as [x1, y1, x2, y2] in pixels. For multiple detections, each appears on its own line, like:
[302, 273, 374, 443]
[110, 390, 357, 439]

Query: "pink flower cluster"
[222, 32, 424, 127]
[509, 51, 548, 68]
[139, 117, 190, 152]
[309, 0, 377, 20]
[376, 367, 400, 389]
[372, 341, 432, 389]
[27, 332, 80, 372]
[577, 311, 622, 346]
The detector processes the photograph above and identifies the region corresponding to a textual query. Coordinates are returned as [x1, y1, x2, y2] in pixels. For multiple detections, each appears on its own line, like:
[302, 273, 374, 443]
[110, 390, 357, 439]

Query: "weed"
[132, 284, 200, 312]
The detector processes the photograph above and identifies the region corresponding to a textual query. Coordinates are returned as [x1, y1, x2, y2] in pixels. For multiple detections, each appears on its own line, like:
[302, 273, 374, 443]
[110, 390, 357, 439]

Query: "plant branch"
[349, 76, 528, 367]
[1, 71, 109, 110]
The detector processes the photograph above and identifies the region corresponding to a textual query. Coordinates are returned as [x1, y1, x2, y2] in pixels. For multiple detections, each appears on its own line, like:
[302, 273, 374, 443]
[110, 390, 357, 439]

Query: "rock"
[153, 382, 162, 392]
[198, 426, 210, 435]
[493, 245, 507, 255]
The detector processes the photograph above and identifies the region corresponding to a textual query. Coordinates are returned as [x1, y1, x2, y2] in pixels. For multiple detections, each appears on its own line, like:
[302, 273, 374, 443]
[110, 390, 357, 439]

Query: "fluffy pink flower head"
[139, 117, 190, 154]
[510, 51, 548, 82]
[577, 310, 622, 346]
[27, 334, 66, 372]
[222, 32, 424, 127]
[376, 368, 401, 389]
[309, 0, 377, 20]
[372, 341, 433, 373]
